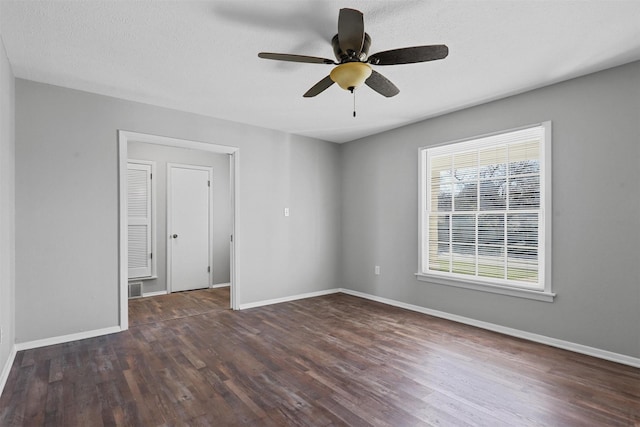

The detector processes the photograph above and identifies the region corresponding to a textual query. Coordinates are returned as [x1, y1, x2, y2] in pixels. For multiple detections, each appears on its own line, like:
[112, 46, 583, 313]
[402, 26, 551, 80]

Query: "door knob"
[172, 234, 178, 239]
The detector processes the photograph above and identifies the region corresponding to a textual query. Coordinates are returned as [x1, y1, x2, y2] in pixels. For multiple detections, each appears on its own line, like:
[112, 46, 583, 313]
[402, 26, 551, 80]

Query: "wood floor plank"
[1, 287, 639, 426]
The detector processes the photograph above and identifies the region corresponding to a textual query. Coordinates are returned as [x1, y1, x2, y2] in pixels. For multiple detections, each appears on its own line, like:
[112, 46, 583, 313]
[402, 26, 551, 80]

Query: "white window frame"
[127, 159, 157, 280]
[416, 122, 555, 302]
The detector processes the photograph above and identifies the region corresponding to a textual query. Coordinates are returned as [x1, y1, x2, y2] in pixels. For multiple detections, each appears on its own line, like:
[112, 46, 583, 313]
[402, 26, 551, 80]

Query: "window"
[417, 123, 553, 301]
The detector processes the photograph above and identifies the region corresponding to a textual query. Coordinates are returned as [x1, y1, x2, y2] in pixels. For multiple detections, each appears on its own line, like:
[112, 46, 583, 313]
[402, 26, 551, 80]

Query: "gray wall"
[127, 141, 231, 292]
[11, 58, 639, 360]
[341, 61, 640, 358]
[0, 35, 15, 377]
[15, 79, 342, 343]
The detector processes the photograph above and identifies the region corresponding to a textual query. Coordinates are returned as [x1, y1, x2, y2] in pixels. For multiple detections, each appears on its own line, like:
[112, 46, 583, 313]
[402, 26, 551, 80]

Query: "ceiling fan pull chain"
[352, 88, 357, 118]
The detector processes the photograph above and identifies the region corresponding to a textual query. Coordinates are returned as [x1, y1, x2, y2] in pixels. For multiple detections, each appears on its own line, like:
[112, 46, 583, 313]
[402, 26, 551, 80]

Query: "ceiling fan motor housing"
[332, 33, 371, 62]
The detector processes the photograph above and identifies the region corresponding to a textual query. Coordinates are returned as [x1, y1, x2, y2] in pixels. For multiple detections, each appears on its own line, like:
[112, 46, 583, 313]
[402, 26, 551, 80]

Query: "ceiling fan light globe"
[330, 62, 372, 91]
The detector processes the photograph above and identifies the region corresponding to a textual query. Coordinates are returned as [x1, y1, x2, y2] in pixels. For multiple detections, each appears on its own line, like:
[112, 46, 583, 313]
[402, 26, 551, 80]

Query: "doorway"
[118, 131, 239, 330]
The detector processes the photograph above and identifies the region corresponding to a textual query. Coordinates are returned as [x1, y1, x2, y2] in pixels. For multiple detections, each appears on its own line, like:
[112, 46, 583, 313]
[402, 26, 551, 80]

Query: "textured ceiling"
[1, 1, 640, 143]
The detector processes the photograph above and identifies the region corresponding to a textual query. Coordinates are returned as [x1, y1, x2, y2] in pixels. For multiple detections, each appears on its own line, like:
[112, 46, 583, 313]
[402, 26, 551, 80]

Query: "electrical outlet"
[284, 207, 290, 217]
[374, 265, 380, 275]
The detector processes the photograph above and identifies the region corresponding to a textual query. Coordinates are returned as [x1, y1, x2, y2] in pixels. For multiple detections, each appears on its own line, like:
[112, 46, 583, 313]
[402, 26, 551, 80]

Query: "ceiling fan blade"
[303, 75, 335, 97]
[258, 52, 335, 64]
[365, 70, 399, 97]
[369, 45, 449, 65]
[338, 8, 364, 55]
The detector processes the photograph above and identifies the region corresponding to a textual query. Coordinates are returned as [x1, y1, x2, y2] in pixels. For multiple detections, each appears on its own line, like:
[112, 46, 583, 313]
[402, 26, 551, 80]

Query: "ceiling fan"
[258, 8, 448, 99]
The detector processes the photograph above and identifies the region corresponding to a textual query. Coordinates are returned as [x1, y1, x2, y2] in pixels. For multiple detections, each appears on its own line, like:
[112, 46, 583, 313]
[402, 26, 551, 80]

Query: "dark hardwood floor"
[1, 288, 639, 426]
[128, 287, 231, 327]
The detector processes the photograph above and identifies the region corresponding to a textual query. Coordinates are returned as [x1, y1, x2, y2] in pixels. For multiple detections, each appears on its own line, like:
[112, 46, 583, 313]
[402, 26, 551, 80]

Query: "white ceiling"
[1, 1, 640, 143]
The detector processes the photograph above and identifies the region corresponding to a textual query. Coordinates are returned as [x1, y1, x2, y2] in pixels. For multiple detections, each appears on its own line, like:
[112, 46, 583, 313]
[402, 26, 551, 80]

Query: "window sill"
[415, 273, 555, 302]
[128, 275, 157, 282]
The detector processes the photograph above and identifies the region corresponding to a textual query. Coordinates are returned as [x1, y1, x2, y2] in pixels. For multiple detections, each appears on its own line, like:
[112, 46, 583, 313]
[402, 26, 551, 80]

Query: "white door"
[167, 164, 212, 292]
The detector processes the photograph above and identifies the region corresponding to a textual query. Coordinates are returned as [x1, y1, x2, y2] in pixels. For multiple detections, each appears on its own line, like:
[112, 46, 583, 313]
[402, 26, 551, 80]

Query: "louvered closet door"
[128, 163, 152, 278]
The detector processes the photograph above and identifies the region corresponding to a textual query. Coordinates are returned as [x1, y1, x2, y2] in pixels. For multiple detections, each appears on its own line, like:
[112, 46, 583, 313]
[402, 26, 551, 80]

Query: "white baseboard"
[0, 345, 17, 396]
[239, 288, 341, 310]
[142, 290, 168, 298]
[211, 283, 230, 289]
[14, 326, 122, 352]
[339, 288, 640, 369]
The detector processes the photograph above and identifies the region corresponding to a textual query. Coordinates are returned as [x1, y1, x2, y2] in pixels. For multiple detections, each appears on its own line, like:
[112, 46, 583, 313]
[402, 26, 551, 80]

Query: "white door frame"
[166, 163, 213, 293]
[118, 130, 240, 331]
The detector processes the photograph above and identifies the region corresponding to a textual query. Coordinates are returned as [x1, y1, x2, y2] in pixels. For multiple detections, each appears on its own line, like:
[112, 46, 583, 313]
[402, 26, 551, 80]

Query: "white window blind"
[420, 123, 551, 293]
[128, 162, 153, 278]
